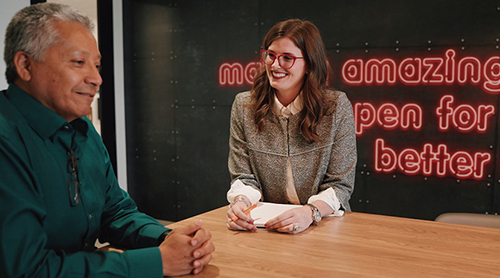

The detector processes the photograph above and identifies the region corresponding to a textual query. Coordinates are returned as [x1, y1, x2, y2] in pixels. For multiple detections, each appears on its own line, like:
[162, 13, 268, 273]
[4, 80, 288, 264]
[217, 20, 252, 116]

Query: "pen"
[231, 203, 257, 222]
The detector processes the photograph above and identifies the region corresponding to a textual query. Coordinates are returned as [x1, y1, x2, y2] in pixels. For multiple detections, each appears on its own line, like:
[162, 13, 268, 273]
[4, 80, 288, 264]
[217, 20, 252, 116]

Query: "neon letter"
[375, 139, 397, 173]
[354, 103, 376, 135]
[377, 103, 399, 129]
[436, 95, 454, 131]
[365, 59, 397, 85]
[219, 63, 244, 85]
[483, 56, 500, 93]
[342, 59, 364, 85]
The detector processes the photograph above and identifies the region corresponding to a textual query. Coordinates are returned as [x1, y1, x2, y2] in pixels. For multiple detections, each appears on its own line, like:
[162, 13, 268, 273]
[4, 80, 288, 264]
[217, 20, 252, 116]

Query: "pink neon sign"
[217, 50, 496, 180]
[354, 95, 496, 135]
[354, 102, 423, 135]
[341, 49, 500, 93]
[375, 138, 491, 179]
[435, 95, 495, 132]
[218, 62, 258, 86]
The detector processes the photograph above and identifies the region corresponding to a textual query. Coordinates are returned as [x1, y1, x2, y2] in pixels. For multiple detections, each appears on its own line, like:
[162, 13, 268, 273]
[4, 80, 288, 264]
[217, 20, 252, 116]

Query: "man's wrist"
[158, 228, 172, 244]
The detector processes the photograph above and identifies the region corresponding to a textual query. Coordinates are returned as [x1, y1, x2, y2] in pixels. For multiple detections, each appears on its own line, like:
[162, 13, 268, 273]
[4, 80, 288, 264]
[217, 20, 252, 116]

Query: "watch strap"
[306, 203, 321, 225]
[230, 195, 250, 208]
[158, 228, 172, 244]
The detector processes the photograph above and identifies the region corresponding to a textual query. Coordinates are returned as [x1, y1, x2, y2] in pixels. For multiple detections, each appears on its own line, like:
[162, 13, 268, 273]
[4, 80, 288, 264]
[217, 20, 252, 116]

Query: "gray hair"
[4, 3, 94, 84]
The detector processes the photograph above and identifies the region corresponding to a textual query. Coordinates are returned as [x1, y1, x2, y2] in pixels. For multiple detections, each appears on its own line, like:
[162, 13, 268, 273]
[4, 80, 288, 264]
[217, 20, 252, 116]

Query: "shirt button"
[63, 125, 70, 130]
[89, 214, 93, 220]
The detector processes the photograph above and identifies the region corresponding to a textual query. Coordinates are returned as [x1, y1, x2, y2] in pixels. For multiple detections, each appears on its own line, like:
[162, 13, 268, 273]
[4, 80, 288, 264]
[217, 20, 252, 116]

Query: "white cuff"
[307, 187, 343, 216]
[227, 179, 262, 205]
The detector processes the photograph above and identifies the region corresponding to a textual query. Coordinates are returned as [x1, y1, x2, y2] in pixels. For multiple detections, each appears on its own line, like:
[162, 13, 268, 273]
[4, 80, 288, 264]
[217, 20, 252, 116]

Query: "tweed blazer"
[228, 90, 357, 211]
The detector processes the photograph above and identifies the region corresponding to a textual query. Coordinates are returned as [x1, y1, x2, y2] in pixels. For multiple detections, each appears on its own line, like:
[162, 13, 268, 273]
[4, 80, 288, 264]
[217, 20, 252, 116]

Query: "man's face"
[27, 20, 102, 122]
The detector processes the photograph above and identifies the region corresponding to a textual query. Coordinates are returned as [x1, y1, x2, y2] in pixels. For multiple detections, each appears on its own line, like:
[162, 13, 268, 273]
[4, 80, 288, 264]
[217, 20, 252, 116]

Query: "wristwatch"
[158, 228, 172, 244]
[230, 195, 249, 208]
[306, 204, 321, 225]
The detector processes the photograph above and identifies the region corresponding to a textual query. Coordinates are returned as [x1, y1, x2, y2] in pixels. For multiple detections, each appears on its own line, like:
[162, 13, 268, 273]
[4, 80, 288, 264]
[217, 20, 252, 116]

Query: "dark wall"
[123, 0, 500, 221]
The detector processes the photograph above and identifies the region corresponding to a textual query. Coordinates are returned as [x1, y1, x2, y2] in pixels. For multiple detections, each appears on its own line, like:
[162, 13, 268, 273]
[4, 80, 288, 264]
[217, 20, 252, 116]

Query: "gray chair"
[435, 213, 500, 229]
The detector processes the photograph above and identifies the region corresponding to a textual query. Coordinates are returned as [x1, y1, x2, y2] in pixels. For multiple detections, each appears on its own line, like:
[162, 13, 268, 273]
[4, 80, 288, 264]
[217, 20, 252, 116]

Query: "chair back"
[435, 213, 500, 229]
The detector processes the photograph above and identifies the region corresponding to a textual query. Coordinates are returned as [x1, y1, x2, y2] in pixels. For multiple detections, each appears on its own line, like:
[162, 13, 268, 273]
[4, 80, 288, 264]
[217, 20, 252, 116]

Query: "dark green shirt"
[0, 84, 168, 277]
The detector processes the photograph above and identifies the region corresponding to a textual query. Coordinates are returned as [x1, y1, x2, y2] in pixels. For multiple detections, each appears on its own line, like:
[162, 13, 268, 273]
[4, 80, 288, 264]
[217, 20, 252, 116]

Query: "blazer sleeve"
[227, 93, 263, 198]
[320, 92, 357, 211]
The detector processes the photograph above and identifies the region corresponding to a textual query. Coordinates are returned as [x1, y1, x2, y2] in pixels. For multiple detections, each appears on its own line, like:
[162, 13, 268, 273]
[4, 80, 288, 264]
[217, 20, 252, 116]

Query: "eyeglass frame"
[260, 49, 304, 69]
[67, 150, 81, 206]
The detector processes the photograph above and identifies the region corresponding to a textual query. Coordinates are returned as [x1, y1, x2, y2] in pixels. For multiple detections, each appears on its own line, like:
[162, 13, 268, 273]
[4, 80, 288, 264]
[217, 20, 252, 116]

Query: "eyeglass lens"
[261, 50, 297, 69]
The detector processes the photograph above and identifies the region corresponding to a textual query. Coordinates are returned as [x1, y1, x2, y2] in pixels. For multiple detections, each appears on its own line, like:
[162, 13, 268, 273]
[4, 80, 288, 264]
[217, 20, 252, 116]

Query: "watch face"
[308, 204, 321, 224]
[314, 213, 321, 222]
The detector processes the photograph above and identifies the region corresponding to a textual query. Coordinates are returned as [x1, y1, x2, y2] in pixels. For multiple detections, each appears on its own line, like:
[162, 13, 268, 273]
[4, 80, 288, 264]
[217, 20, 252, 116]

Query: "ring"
[293, 224, 300, 233]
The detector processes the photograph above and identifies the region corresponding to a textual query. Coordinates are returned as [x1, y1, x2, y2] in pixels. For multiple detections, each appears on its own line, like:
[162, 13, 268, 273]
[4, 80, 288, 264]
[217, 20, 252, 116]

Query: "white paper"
[250, 202, 345, 228]
[250, 202, 302, 228]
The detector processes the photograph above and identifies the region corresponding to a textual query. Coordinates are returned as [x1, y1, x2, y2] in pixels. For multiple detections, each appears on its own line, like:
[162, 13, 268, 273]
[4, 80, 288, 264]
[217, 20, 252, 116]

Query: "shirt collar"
[6, 84, 88, 140]
[272, 92, 304, 118]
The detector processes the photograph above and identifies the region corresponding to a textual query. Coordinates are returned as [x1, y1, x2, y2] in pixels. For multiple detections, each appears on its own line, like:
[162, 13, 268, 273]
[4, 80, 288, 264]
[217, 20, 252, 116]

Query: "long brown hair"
[251, 19, 331, 143]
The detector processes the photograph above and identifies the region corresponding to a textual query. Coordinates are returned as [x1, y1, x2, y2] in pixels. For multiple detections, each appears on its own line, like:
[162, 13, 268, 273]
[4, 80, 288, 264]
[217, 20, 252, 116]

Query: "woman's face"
[265, 37, 307, 105]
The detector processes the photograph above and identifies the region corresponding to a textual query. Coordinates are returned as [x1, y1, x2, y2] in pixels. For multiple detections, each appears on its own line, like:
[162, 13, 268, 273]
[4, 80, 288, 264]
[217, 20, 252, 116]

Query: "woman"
[227, 19, 356, 234]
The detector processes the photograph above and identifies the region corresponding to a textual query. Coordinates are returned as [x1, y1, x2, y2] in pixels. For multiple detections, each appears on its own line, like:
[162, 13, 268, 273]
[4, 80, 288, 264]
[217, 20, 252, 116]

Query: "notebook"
[250, 202, 302, 228]
[249, 202, 345, 228]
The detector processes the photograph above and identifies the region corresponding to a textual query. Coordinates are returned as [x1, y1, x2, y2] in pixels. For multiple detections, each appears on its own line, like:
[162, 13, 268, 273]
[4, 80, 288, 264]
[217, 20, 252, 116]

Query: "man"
[0, 3, 214, 277]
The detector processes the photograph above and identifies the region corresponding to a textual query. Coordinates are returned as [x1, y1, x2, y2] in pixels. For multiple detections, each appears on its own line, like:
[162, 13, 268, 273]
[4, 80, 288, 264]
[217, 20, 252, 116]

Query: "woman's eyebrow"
[267, 49, 298, 56]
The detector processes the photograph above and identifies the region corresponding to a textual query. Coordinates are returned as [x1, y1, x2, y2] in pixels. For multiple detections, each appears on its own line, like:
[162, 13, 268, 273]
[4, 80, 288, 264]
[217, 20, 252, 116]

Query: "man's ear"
[13, 51, 33, 82]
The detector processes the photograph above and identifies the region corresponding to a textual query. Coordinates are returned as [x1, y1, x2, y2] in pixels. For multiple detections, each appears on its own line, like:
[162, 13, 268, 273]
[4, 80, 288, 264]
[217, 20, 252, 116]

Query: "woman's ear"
[13, 51, 33, 81]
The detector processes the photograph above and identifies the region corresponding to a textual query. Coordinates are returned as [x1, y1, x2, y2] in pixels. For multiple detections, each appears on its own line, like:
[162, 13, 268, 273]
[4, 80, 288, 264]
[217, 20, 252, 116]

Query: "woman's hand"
[226, 199, 257, 231]
[264, 206, 313, 234]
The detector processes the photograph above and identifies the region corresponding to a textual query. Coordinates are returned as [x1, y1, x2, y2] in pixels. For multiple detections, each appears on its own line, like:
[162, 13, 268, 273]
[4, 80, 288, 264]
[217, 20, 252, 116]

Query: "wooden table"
[168, 207, 500, 277]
